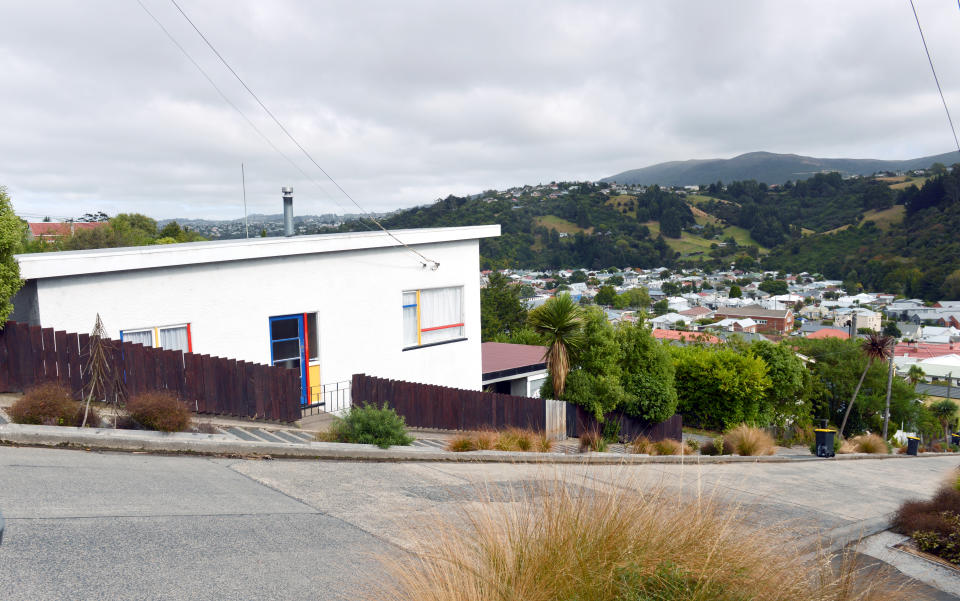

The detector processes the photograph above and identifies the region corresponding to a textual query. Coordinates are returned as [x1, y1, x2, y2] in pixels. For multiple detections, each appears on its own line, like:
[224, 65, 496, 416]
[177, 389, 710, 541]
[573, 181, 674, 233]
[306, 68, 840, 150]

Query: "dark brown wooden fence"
[1, 321, 301, 422]
[352, 373, 550, 432]
[566, 403, 682, 442]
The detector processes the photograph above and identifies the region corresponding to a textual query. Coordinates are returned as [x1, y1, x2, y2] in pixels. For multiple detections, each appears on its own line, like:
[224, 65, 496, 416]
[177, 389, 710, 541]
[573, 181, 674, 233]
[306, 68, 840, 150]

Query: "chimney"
[282, 187, 294, 237]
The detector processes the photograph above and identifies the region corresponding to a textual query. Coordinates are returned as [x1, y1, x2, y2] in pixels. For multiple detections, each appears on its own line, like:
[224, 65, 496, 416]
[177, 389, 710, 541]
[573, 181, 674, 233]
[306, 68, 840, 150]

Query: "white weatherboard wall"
[17, 227, 498, 391]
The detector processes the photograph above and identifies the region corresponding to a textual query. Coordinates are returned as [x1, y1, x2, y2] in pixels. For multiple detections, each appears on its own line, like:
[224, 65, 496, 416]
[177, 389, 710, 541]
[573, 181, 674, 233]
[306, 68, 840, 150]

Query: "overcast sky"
[2, 1, 960, 221]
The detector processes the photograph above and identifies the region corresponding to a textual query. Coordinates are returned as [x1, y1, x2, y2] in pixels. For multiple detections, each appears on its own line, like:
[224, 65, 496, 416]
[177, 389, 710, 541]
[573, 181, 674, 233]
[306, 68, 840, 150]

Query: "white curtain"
[123, 329, 153, 347]
[402, 291, 419, 347]
[419, 287, 464, 344]
[159, 326, 189, 352]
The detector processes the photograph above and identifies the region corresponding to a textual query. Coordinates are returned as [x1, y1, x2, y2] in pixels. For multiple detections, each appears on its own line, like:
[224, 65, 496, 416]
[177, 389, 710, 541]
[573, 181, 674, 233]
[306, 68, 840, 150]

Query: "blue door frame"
[269, 314, 308, 405]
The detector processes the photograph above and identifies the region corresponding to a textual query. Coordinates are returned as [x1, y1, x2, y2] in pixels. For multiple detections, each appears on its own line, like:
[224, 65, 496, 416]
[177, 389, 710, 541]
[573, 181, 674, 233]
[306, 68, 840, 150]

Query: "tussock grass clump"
[653, 438, 691, 456]
[382, 474, 909, 601]
[579, 429, 608, 453]
[630, 436, 691, 455]
[851, 434, 888, 454]
[723, 424, 776, 456]
[629, 435, 654, 455]
[8, 383, 98, 427]
[447, 436, 477, 453]
[475, 431, 495, 450]
[125, 391, 191, 432]
[445, 429, 553, 453]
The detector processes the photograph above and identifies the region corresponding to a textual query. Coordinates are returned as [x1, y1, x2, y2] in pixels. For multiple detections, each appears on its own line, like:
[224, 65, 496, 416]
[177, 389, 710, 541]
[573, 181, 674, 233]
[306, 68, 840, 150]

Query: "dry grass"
[579, 430, 608, 453]
[378, 473, 910, 601]
[447, 436, 478, 453]
[445, 429, 554, 453]
[629, 436, 691, 455]
[851, 434, 889, 454]
[723, 424, 776, 456]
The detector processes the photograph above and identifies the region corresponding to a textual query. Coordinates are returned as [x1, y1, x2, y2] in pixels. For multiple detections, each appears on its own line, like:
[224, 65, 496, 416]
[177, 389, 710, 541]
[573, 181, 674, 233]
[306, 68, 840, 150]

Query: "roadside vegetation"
[893, 469, 960, 565]
[318, 403, 414, 449]
[446, 428, 553, 453]
[380, 474, 909, 601]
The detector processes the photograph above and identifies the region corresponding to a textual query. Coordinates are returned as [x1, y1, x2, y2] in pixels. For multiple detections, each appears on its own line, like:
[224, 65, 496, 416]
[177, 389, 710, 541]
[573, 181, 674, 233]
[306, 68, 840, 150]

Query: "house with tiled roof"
[27, 222, 106, 244]
[713, 304, 794, 334]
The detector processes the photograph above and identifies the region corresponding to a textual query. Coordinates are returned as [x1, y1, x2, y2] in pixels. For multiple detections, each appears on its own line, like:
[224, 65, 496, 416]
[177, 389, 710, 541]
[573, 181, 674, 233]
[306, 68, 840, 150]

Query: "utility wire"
[167, 0, 439, 269]
[909, 0, 960, 155]
[134, 0, 366, 226]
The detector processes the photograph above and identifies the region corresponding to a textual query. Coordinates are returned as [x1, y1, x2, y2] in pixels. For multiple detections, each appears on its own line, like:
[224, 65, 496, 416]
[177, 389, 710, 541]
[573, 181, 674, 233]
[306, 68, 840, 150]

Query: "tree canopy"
[0, 186, 26, 324]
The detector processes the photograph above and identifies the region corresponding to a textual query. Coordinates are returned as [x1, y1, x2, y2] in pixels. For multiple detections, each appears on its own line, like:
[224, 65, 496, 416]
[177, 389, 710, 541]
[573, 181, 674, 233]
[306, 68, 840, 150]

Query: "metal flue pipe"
[282, 186, 294, 236]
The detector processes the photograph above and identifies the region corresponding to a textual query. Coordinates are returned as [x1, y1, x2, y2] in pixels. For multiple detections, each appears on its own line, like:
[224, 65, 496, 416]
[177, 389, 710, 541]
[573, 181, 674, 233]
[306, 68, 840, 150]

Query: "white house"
[11, 225, 500, 402]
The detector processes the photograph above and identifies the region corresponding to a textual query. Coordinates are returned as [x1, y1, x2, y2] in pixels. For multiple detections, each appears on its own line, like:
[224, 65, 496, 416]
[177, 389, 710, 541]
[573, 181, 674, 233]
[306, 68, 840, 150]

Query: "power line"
[134, 0, 366, 226]
[908, 0, 960, 155]
[166, 0, 439, 269]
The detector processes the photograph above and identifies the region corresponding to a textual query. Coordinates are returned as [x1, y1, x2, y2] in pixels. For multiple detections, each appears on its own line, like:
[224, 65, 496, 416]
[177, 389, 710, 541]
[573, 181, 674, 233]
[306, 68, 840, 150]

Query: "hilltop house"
[11, 225, 500, 403]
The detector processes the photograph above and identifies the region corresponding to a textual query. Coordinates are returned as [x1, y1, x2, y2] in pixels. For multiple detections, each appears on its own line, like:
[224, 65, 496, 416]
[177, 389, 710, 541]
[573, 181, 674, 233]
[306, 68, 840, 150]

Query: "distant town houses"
[485, 264, 959, 352]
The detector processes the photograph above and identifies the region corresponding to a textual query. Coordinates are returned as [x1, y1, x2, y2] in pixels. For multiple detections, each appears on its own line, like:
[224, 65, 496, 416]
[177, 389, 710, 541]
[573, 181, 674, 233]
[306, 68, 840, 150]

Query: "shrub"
[931, 442, 944, 453]
[447, 436, 477, 453]
[685, 438, 700, 452]
[699, 437, 725, 456]
[380, 474, 907, 600]
[536, 433, 554, 453]
[326, 403, 414, 448]
[125, 391, 192, 432]
[723, 425, 775, 456]
[8, 383, 95, 427]
[893, 486, 960, 565]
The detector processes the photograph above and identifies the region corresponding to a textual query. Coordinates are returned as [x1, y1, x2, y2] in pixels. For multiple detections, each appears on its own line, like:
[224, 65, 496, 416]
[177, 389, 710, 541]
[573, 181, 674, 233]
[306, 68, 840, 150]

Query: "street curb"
[2, 423, 958, 464]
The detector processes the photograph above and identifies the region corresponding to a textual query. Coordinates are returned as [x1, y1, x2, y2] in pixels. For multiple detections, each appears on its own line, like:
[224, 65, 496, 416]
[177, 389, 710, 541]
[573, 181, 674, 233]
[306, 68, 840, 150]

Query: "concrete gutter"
[3, 422, 960, 464]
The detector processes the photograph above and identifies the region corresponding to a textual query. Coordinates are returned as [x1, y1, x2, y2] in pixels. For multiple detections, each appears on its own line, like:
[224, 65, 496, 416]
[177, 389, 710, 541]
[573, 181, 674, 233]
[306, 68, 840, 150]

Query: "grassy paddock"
[377, 473, 910, 601]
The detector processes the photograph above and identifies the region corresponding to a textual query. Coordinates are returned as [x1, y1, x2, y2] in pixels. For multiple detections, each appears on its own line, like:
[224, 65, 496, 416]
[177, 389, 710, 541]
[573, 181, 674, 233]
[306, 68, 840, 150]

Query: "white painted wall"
[30, 239, 484, 390]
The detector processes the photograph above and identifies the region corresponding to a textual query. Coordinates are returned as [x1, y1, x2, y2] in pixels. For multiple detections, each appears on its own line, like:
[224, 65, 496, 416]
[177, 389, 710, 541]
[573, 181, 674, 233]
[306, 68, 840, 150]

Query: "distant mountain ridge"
[602, 150, 960, 187]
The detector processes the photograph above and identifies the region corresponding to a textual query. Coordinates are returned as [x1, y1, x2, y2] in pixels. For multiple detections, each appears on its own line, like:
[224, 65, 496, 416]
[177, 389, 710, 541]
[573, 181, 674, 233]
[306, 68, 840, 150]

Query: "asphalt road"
[2, 446, 960, 600]
[0, 447, 392, 601]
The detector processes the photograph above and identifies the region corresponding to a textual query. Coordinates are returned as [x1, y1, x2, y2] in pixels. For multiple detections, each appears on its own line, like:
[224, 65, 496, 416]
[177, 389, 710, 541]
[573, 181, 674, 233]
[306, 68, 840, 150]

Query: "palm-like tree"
[528, 294, 585, 398]
[839, 333, 894, 437]
[907, 365, 926, 386]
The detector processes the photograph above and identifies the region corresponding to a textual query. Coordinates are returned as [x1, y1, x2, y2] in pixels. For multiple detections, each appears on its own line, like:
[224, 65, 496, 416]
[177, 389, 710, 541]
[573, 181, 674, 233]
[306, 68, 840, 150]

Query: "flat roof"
[16, 225, 500, 279]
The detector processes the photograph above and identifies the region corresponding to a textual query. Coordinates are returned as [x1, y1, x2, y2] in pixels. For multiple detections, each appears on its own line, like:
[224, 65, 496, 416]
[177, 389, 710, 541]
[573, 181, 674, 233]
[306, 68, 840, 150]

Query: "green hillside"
[603, 150, 960, 187]
[338, 165, 960, 299]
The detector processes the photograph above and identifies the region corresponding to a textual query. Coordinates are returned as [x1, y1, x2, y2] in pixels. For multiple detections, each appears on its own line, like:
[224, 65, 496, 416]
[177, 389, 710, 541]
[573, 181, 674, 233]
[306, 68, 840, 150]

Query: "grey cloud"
[2, 0, 959, 220]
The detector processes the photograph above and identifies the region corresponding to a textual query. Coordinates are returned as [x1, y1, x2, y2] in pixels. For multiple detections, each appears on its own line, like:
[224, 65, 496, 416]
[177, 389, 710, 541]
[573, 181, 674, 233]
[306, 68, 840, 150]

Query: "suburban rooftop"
[15, 225, 501, 279]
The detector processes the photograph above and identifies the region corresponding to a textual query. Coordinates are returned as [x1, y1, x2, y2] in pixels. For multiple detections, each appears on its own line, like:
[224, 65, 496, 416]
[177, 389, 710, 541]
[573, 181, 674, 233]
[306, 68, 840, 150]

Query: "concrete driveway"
[1, 446, 958, 600]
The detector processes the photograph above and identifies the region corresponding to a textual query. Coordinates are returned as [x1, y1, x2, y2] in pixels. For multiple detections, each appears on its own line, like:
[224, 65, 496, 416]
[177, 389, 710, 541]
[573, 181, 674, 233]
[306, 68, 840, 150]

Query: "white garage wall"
[29, 236, 486, 391]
